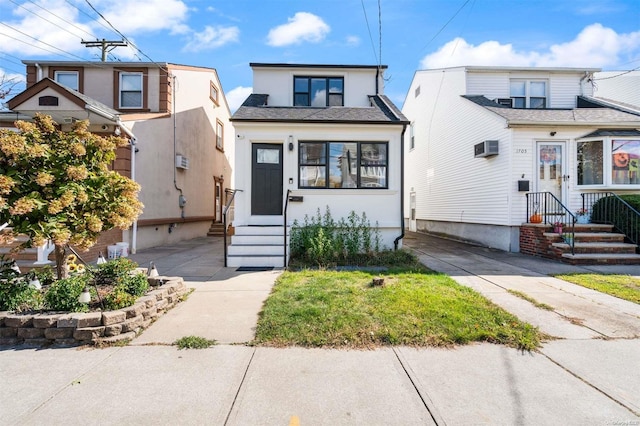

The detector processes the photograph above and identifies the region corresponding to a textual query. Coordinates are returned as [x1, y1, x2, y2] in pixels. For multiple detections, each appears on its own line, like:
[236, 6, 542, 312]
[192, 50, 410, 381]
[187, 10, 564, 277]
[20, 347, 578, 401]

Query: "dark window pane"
[300, 166, 326, 187]
[328, 94, 343, 106]
[329, 143, 357, 188]
[329, 78, 343, 93]
[121, 91, 142, 108]
[512, 97, 525, 108]
[577, 140, 603, 185]
[294, 77, 308, 92]
[300, 143, 325, 164]
[294, 94, 309, 106]
[530, 97, 546, 109]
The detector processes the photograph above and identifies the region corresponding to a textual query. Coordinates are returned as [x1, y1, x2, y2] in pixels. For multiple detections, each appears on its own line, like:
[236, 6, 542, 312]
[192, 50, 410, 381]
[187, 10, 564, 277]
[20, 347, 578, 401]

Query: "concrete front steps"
[207, 222, 225, 237]
[546, 224, 640, 265]
[226, 226, 289, 268]
[0, 234, 53, 273]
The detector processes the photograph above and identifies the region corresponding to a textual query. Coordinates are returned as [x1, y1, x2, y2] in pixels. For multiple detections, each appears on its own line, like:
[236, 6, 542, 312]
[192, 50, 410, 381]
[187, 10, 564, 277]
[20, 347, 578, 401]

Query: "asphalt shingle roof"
[231, 94, 408, 124]
[463, 95, 640, 125]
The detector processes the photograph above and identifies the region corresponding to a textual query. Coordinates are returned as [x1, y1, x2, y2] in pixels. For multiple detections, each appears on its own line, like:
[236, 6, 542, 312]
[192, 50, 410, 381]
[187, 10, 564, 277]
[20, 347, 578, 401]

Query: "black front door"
[251, 143, 283, 215]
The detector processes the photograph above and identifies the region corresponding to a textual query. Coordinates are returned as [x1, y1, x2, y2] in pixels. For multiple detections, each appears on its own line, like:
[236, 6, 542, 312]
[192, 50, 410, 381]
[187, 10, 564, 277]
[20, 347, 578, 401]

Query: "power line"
[0, 25, 88, 61]
[83, 0, 168, 72]
[361, 0, 379, 65]
[418, 0, 472, 54]
[63, 0, 119, 36]
[594, 66, 640, 81]
[21, 0, 99, 40]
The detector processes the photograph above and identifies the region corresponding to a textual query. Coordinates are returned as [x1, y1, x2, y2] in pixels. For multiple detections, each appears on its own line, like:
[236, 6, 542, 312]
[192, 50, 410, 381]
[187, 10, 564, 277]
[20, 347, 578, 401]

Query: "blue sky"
[0, 0, 639, 111]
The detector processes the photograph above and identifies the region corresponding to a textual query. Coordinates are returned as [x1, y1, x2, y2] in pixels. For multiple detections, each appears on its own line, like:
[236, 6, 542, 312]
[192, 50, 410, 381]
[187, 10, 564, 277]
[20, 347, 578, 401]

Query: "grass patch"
[174, 335, 216, 349]
[507, 289, 555, 311]
[255, 267, 542, 351]
[554, 273, 640, 304]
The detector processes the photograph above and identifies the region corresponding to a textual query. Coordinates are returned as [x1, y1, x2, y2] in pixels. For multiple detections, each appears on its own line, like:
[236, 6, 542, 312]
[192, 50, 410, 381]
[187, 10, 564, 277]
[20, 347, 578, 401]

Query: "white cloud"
[267, 12, 330, 47]
[0, 0, 94, 57]
[346, 35, 361, 47]
[183, 26, 239, 52]
[96, 0, 190, 35]
[420, 24, 640, 70]
[226, 86, 252, 113]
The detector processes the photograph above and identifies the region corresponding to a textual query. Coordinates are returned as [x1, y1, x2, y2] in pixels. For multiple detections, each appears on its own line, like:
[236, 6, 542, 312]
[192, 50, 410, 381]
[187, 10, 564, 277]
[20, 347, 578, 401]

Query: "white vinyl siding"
[548, 74, 583, 108]
[594, 71, 640, 107]
[466, 71, 510, 100]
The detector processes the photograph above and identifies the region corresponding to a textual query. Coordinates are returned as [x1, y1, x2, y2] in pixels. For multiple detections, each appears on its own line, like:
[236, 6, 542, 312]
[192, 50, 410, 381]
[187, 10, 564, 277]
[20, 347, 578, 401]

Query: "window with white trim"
[576, 137, 640, 186]
[299, 141, 387, 189]
[510, 79, 547, 108]
[54, 71, 79, 91]
[119, 72, 143, 108]
[216, 119, 224, 151]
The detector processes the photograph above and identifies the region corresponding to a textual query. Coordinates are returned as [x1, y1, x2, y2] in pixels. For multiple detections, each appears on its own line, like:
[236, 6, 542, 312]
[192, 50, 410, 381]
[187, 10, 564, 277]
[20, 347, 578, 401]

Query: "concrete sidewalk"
[1, 233, 639, 425]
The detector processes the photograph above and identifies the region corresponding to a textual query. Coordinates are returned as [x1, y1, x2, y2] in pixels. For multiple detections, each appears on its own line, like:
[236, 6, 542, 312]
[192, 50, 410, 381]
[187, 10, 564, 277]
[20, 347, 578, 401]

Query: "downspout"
[115, 120, 138, 254]
[171, 74, 185, 219]
[394, 122, 407, 250]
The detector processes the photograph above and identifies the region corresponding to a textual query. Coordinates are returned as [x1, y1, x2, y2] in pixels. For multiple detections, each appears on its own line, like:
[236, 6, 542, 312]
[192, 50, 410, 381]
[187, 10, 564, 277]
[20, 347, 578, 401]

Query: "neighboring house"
[593, 70, 640, 113]
[402, 66, 640, 254]
[229, 63, 408, 267]
[2, 61, 233, 262]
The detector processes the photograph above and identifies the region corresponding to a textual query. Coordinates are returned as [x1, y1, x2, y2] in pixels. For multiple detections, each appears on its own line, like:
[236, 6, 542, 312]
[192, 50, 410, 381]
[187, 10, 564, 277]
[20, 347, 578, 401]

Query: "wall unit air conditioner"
[495, 98, 513, 108]
[175, 155, 189, 169]
[474, 140, 499, 158]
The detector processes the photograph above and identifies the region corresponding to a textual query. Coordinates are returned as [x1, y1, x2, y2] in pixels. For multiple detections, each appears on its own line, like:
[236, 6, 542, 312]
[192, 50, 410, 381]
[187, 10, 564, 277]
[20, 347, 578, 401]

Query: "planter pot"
[554, 226, 563, 234]
[576, 215, 590, 224]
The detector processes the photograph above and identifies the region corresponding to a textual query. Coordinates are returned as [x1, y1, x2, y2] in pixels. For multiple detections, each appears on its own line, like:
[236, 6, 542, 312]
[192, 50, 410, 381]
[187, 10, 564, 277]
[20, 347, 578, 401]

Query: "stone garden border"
[0, 276, 187, 347]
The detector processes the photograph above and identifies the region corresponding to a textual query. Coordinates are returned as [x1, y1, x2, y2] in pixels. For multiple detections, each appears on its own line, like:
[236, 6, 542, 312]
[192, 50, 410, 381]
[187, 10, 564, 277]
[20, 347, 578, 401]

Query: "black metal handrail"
[582, 192, 640, 247]
[223, 189, 242, 267]
[526, 192, 577, 254]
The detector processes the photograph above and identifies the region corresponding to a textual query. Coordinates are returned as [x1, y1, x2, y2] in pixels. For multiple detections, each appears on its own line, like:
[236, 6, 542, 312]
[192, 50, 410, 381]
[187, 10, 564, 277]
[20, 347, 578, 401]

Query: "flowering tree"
[0, 113, 143, 279]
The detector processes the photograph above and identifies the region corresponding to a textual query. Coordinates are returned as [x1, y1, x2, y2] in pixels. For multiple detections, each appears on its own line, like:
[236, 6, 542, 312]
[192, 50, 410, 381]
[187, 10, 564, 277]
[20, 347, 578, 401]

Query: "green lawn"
[554, 273, 640, 304]
[254, 267, 542, 351]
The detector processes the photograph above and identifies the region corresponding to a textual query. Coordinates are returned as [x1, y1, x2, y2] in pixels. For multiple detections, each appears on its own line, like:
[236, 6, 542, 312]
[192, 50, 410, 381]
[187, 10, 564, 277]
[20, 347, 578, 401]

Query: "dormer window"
[510, 80, 547, 109]
[294, 76, 343, 107]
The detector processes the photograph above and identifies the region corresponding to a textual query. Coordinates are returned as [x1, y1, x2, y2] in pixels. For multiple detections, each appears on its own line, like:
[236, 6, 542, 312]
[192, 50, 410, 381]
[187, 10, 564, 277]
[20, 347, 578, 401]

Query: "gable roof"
[462, 95, 640, 127]
[7, 78, 120, 123]
[231, 94, 408, 124]
[579, 129, 640, 138]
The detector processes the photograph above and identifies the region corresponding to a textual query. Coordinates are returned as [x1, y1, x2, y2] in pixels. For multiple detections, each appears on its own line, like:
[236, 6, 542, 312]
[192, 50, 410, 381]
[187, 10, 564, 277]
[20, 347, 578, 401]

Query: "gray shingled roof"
[463, 95, 640, 125]
[231, 94, 408, 124]
[580, 129, 640, 138]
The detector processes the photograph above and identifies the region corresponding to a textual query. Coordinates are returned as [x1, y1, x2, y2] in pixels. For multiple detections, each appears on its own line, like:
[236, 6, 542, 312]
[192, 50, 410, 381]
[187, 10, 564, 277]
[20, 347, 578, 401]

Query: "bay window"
[576, 137, 640, 186]
[299, 141, 388, 189]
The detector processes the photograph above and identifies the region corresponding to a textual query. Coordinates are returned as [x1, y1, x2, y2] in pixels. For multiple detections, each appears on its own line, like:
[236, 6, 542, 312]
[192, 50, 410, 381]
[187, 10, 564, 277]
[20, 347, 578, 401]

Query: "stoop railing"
[223, 189, 242, 267]
[526, 192, 577, 254]
[582, 192, 640, 249]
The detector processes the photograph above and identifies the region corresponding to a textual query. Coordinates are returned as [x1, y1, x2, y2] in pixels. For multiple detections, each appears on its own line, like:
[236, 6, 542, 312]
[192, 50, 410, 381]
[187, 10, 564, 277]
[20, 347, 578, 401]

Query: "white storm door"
[536, 142, 567, 204]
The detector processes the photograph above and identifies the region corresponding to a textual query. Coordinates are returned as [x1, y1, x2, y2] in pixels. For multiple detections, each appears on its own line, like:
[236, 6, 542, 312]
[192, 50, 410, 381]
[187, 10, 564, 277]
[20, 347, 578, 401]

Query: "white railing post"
[34, 240, 55, 265]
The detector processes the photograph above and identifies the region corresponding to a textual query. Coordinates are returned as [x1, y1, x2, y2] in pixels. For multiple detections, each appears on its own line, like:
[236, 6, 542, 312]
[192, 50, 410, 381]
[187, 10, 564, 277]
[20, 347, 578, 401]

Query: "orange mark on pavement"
[289, 415, 300, 426]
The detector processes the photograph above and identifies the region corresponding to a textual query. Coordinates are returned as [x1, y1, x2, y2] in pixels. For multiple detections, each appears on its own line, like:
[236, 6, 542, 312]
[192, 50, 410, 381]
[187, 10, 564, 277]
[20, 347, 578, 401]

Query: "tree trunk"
[54, 244, 68, 280]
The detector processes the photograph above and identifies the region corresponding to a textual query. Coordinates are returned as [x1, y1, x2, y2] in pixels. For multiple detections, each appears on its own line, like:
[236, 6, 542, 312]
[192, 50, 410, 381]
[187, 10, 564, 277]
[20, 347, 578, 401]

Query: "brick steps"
[520, 223, 640, 265]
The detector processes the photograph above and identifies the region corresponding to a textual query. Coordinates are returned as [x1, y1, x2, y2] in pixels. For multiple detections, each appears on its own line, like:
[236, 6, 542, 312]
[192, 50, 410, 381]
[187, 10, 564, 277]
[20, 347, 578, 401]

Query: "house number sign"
[515, 148, 528, 154]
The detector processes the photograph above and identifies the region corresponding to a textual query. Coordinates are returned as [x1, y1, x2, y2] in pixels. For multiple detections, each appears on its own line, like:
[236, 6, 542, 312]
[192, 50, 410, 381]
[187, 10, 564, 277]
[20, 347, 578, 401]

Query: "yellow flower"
[48, 199, 64, 214]
[66, 165, 89, 181]
[0, 175, 15, 194]
[66, 254, 77, 264]
[67, 263, 77, 272]
[70, 142, 86, 156]
[35, 172, 55, 186]
[9, 197, 37, 215]
[51, 228, 71, 246]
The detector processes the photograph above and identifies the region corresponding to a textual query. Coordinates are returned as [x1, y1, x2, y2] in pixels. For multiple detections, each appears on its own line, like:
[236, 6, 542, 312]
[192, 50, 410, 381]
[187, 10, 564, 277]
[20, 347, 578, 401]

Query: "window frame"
[510, 79, 547, 109]
[576, 136, 640, 188]
[49, 66, 83, 92]
[113, 68, 148, 111]
[293, 76, 344, 107]
[215, 119, 224, 151]
[298, 141, 388, 189]
[210, 81, 219, 106]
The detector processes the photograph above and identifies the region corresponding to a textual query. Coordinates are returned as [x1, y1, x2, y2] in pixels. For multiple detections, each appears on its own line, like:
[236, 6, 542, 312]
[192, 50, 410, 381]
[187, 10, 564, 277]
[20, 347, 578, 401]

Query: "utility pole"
[81, 39, 127, 61]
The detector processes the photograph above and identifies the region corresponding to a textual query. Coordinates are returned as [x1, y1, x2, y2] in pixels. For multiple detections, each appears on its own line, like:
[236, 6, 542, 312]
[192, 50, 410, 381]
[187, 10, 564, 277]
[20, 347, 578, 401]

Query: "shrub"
[104, 286, 137, 310]
[591, 194, 640, 243]
[94, 258, 138, 285]
[120, 272, 148, 297]
[0, 279, 44, 312]
[289, 207, 383, 267]
[44, 274, 90, 312]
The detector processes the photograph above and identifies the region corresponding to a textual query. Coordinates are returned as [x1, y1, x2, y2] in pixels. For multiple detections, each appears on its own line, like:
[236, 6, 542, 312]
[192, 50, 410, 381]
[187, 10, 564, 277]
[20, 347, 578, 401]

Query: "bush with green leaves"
[94, 257, 138, 285]
[44, 274, 90, 312]
[104, 286, 138, 310]
[289, 207, 382, 267]
[120, 272, 148, 297]
[591, 194, 640, 243]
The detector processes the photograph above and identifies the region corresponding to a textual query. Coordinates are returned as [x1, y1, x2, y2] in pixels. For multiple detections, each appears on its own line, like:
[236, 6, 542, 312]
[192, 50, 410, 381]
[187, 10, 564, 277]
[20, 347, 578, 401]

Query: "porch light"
[78, 287, 91, 304]
[288, 135, 294, 151]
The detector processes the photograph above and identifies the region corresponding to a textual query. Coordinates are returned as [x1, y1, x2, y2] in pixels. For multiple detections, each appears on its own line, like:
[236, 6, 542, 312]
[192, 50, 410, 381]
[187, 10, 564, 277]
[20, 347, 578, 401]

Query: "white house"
[3, 61, 233, 262]
[402, 66, 640, 254]
[593, 70, 640, 111]
[229, 63, 408, 267]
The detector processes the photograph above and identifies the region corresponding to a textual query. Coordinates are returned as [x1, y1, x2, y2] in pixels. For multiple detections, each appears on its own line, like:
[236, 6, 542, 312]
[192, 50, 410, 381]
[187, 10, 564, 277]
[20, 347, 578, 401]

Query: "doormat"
[236, 267, 274, 272]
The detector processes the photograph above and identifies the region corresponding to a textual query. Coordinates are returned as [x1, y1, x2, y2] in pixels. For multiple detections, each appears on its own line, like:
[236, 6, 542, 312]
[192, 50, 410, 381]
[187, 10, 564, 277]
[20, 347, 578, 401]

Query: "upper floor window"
[54, 71, 79, 91]
[409, 123, 415, 150]
[216, 119, 224, 151]
[119, 72, 143, 109]
[294, 77, 343, 107]
[299, 141, 387, 189]
[210, 81, 219, 106]
[510, 80, 547, 109]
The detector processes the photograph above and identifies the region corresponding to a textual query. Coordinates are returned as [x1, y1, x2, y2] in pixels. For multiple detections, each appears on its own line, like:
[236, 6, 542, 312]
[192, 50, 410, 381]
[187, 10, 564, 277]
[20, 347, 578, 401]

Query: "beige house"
[4, 61, 233, 259]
